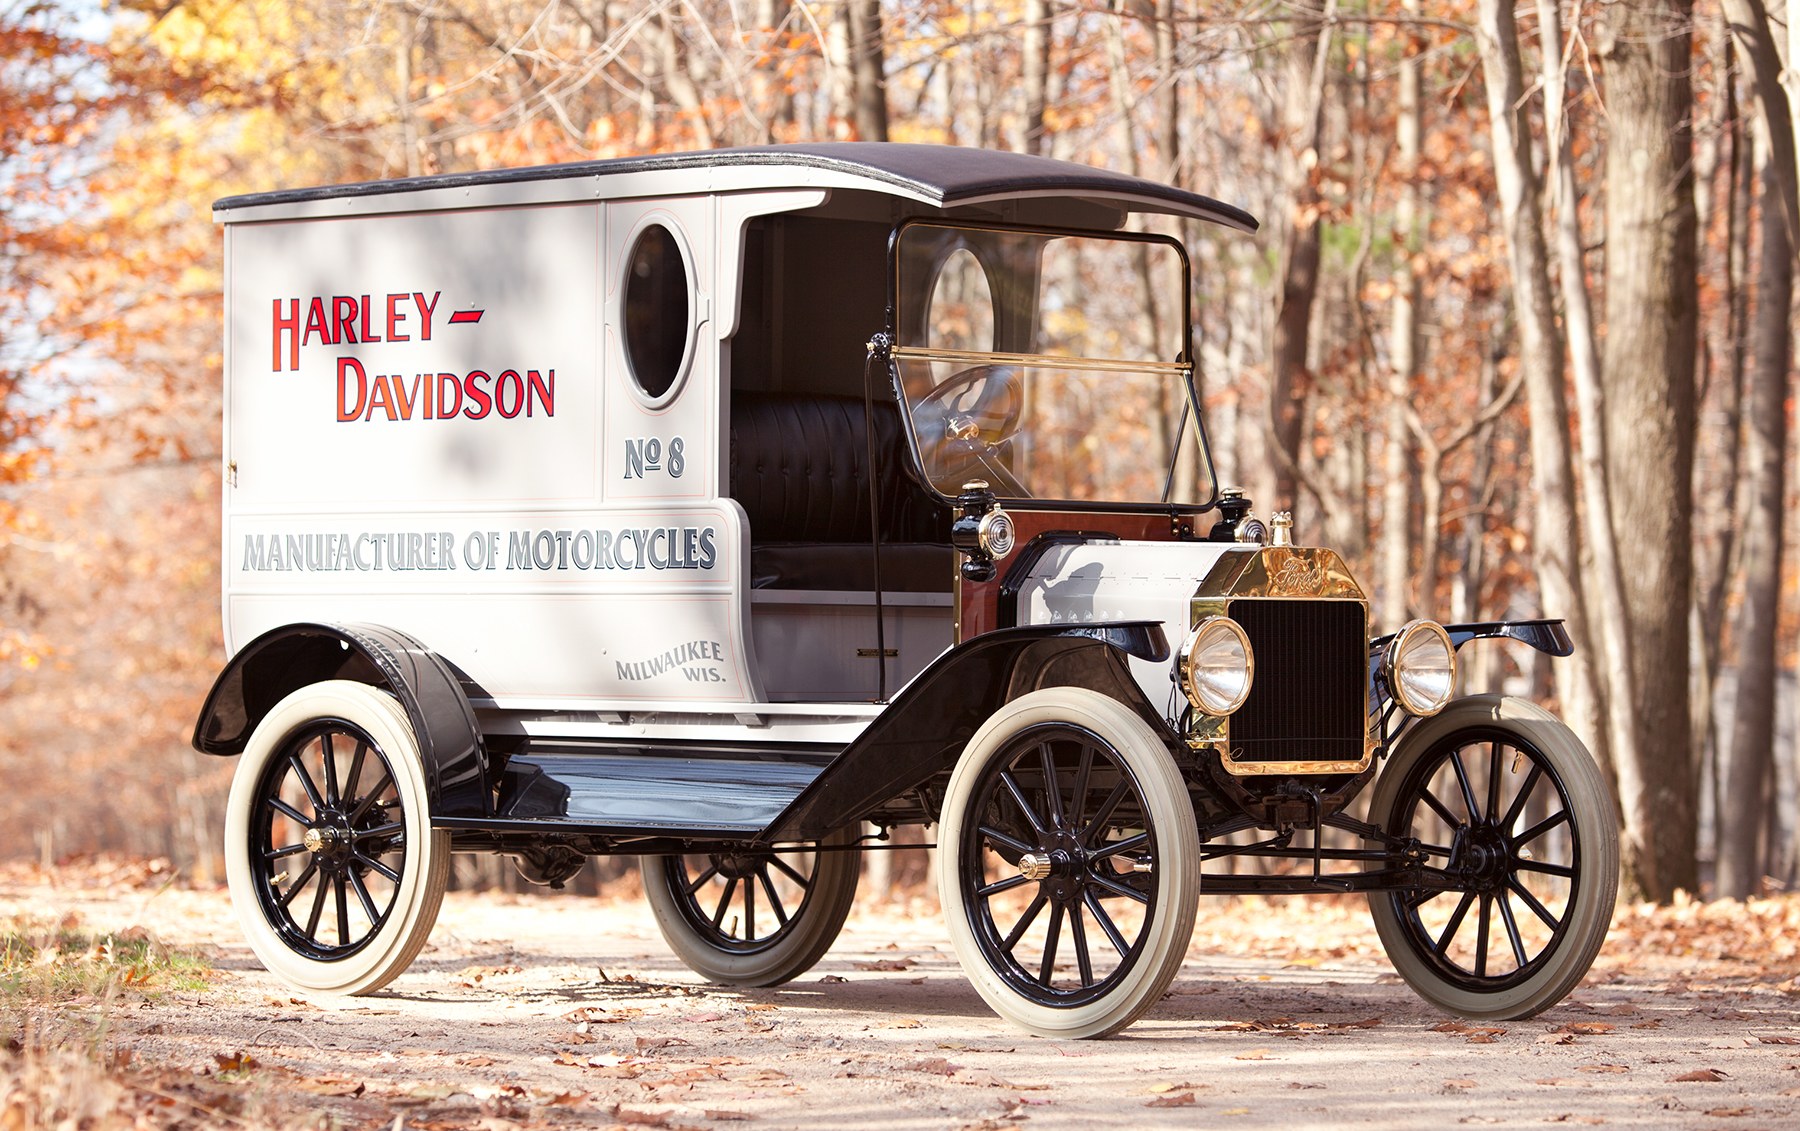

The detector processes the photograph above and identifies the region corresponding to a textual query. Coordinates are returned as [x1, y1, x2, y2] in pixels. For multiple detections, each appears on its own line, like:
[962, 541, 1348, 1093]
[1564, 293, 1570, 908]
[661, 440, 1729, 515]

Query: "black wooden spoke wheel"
[1368, 696, 1618, 1020]
[641, 827, 858, 986]
[248, 720, 407, 960]
[225, 682, 448, 995]
[940, 688, 1197, 1039]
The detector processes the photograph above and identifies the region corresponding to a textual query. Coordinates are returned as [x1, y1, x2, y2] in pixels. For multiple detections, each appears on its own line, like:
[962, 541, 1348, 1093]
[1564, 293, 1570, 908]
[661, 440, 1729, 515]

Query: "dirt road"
[4, 864, 1799, 1130]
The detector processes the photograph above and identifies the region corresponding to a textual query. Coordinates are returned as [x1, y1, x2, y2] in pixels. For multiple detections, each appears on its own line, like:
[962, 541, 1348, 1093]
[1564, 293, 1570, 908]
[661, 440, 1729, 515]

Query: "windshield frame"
[881, 216, 1218, 514]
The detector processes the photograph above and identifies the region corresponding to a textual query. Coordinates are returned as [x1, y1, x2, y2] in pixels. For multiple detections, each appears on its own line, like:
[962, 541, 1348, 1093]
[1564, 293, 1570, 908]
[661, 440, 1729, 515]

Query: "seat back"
[728, 392, 945, 545]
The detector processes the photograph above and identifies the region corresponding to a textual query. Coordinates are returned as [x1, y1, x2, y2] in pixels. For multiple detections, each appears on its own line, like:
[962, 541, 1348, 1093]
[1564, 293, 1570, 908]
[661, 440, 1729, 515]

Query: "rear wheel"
[224, 681, 449, 995]
[1367, 695, 1618, 1020]
[938, 688, 1198, 1039]
[641, 828, 860, 986]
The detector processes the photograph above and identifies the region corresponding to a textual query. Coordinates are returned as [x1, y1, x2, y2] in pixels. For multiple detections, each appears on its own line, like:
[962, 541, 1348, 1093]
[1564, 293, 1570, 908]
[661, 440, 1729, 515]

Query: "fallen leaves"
[1145, 1091, 1196, 1107]
[1670, 1068, 1732, 1083]
[1433, 1021, 1507, 1043]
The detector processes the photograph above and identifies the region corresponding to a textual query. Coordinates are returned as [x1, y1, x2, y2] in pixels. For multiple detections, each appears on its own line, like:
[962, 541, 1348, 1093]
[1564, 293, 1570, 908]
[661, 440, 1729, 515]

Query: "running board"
[444, 742, 835, 841]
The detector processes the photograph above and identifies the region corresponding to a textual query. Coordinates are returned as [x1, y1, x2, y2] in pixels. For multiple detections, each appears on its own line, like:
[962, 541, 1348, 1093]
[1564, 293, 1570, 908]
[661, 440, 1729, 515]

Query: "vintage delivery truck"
[195, 143, 1618, 1038]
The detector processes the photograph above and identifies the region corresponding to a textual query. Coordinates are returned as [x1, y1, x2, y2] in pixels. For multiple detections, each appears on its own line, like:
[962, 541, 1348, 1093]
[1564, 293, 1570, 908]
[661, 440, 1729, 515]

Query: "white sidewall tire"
[1366, 695, 1619, 1020]
[937, 687, 1199, 1039]
[640, 827, 860, 987]
[224, 680, 450, 996]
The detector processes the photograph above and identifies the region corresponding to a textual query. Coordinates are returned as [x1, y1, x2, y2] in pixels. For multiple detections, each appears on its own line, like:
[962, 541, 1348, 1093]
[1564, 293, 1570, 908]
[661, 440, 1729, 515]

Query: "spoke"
[743, 866, 757, 940]
[351, 821, 403, 841]
[335, 876, 351, 946]
[977, 874, 1031, 899]
[978, 825, 1038, 859]
[769, 854, 811, 888]
[1509, 877, 1564, 932]
[1070, 746, 1094, 829]
[278, 859, 319, 909]
[1420, 788, 1462, 831]
[344, 742, 368, 805]
[1515, 810, 1570, 849]
[1000, 771, 1052, 843]
[304, 873, 329, 938]
[263, 842, 309, 861]
[269, 796, 313, 827]
[349, 869, 379, 921]
[1083, 889, 1131, 958]
[352, 851, 401, 884]
[1496, 892, 1529, 968]
[684, 861, 721, 896]
[1499, 764, 1545, 832]
[711, 877, 738, 930]
[1001, 891, 1048, 953]
[1038, 742, 1065, 830]
[1432, 889, 1476, 958]
[1070, 904, 1095, 988]
[1088, 831, 1150, 863]
[289, 752, 326, 811]
[1475, 894, 1492, 978]
[758, 869, 790, 929]
[1088, 871, 1149, 904]
[1416, 841, 1455, 859]
[349, 769, 394, 823]
[1082, 780, 1131, 848]
[321, 732, 341, 806]
[1038, 902, 1064, 985]
[1485, 743, 1502, 824]
[1516, 859, 1576, 879]
[1450, 750, 1482, 824]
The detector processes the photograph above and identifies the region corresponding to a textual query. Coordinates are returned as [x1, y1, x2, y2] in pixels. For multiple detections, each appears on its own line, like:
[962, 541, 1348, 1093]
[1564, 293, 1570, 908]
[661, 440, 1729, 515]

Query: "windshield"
[890, 221, 1215, 507]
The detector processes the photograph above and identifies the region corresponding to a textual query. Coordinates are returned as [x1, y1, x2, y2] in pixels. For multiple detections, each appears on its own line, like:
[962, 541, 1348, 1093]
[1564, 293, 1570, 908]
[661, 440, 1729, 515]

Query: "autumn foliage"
[0, 2, 1795, 901]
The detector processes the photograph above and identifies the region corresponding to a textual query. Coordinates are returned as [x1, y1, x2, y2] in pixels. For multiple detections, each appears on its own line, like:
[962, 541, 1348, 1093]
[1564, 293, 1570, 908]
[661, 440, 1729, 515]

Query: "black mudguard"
[191, 622, 488, 818]
[761, 621, 1169, 843]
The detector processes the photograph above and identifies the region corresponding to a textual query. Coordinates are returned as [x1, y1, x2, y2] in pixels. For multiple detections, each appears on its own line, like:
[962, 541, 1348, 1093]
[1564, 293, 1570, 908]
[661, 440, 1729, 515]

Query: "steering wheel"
[913, 365, 1029, 496]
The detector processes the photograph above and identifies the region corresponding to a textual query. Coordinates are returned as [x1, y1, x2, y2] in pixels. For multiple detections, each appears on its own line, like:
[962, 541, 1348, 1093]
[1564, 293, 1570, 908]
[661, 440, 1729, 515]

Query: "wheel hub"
[303, 820, 353, 866]
[1454, 825, 1513, 893]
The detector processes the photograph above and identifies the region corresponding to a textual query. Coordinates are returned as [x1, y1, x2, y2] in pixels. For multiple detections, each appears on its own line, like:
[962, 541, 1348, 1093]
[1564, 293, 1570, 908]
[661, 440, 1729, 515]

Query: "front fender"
[760, 621, 1170, 843]
[191, 622, 488, 818]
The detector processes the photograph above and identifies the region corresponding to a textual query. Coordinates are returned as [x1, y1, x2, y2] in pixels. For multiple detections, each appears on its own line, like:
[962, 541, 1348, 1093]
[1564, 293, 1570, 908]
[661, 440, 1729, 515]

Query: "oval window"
[927, 247, 995, 355]
[623, 223, 692, 402]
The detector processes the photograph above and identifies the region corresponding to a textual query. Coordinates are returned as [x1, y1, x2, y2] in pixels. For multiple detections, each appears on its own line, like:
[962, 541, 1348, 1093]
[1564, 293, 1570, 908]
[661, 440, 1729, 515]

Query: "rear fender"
[761, 622, 1170, 843]
[191, 622, 488, 818]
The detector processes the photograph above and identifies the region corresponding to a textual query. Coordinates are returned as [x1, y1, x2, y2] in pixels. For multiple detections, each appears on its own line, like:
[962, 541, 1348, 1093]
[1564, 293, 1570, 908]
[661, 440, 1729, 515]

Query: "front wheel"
[938, 688, 1199, 1039]
[224, 681, 450, 995]
[640, 828, 860, 986]
[1367, 695, 1619, 1020]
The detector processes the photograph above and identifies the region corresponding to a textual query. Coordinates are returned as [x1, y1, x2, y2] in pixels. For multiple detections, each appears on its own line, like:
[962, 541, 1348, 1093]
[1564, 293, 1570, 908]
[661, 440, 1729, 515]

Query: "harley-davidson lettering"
[240, 526, 718, 573]
[269, 291, 555, 423]
[336, 361, 554, 422]
[615, 639, 727, 683]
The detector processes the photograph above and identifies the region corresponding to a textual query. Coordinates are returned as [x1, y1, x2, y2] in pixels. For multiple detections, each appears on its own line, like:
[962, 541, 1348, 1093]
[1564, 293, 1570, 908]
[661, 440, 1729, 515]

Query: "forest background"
[0, 0, 1793, 906]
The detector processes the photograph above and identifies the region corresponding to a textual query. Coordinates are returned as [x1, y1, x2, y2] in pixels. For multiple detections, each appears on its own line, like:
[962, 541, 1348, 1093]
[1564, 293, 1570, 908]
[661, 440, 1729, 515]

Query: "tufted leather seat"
[729, 392, 952, 590]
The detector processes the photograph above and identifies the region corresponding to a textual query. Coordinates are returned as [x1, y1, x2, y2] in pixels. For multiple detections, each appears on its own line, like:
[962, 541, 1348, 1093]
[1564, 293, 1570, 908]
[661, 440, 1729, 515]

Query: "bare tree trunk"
[1694, 25, 1752, 873]
[1156, 0, 1181, 184]
[1722, 0, 1799, 241]
[1475, 0, 1600, 765]
[1718, 119, 1791, 900]
[1268, 1, 1334, 512]
[1382, 0, 1422, 630]
[1599, 0, 1702, 901]
[1022, 0, 1054, 156]
[847, 0, 888, 141]
[1538, 0, 1632, 783]
[752, 0, 796, 142]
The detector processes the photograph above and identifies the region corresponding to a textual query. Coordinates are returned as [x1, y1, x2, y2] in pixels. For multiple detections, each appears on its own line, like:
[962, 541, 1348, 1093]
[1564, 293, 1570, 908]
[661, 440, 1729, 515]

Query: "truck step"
[489, 746, 831, 839]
